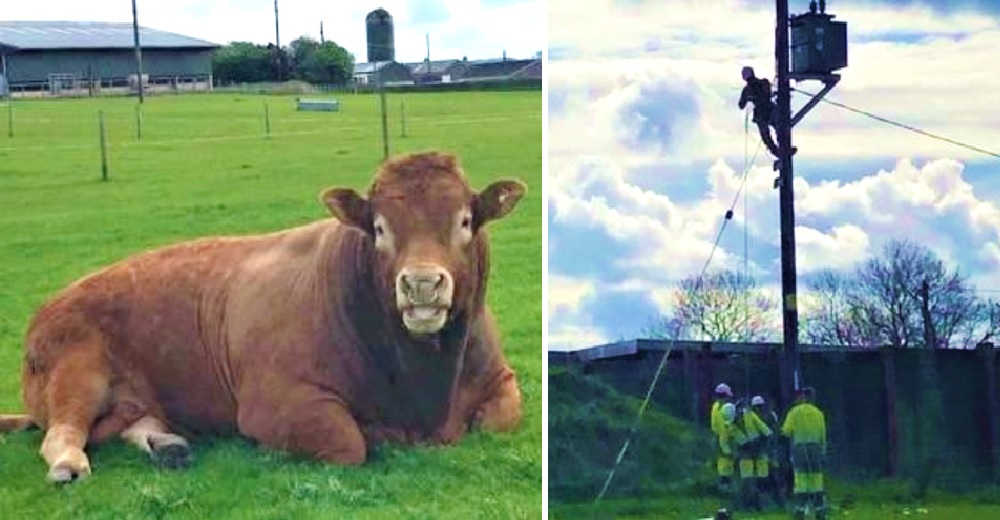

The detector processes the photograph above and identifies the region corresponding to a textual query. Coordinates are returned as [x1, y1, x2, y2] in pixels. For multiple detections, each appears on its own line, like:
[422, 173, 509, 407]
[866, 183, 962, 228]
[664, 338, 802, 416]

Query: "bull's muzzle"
[396, 264, 453, 334]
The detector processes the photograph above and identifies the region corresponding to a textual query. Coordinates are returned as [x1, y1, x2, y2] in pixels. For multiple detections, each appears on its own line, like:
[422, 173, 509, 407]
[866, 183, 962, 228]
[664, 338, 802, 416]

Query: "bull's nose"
[397, 267, 450, 305]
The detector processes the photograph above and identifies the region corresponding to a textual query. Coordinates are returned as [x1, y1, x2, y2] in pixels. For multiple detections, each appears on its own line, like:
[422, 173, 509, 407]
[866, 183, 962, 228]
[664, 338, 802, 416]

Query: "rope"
[791, 87, 1000, 160]
[743, 110, 752, 396]
[595, 346, 673, 502]
[594, 113, 764, 502]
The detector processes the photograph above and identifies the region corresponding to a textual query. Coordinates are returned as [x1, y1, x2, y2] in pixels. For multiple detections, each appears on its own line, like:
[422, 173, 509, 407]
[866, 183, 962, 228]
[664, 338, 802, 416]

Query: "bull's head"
[321, 152, 526, 337]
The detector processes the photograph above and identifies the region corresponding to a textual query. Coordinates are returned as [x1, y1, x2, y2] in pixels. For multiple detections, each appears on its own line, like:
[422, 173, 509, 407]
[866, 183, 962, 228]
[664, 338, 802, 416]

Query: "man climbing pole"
[738, 66, 794, 170]
[782, 387, 828, 520]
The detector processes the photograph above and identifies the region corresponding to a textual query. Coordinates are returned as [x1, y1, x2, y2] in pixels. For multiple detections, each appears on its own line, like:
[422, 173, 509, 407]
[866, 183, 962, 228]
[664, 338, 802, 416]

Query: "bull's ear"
[321, 187, 373, 234]
[474, 179, 527, 226]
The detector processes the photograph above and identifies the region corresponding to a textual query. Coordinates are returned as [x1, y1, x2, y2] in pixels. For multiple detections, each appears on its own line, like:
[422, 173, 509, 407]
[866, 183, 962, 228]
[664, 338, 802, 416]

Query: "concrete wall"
[4, 48, 213, 84]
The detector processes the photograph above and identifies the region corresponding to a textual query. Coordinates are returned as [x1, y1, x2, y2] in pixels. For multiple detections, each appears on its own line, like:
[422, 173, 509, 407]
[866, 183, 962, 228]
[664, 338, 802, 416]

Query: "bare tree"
[955, 298, 1000, 348]
[645, 270, 778, 342]
[805, 270, 880, 347]
[806, 240, 979, 349]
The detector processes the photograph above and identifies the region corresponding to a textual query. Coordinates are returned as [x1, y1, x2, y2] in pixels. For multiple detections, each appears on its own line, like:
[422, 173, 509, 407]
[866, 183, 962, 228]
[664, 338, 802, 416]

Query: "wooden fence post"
[883, 348, 899, 477]
[683, 347, 696, 422]
[980, 343, 999, 482]
[99, 111, 109, 181]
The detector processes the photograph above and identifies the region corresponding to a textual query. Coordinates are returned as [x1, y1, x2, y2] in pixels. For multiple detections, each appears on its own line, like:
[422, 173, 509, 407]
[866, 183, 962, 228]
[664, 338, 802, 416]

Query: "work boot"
[772, 147, 799, 171]
[815, 492, 828, 520]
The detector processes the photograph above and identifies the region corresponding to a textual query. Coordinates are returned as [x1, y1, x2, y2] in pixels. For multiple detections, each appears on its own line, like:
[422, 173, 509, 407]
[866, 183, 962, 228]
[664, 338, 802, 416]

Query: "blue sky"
[548, 0, 1000, 350]
[3, 0, 543, 62]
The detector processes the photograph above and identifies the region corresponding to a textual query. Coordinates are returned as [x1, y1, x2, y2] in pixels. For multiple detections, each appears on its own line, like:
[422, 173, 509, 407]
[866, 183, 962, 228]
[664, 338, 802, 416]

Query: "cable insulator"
[725, 209, 734, 220]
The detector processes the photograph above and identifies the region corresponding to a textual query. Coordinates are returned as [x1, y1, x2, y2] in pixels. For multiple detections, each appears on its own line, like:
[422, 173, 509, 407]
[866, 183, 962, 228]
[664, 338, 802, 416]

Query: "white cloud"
[548, 275, 595, 314]
[796, 225, 871, 272]
[549, 155, 728, 280]
[546, 324, 609, 351]
[549, 0, 1000, 164]
[549, 155, 1000, 348]
[547, 274, 610, 351]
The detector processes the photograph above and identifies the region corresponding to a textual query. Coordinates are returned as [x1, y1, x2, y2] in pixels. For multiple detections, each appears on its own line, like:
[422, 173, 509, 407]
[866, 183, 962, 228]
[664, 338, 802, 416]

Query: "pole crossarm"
[791, 74, 840, 128]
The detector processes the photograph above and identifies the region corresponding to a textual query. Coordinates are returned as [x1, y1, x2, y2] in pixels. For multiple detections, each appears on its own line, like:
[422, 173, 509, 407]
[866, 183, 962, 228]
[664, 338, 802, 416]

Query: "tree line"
[212, 37, 355, 85]
[646, 240, 1000, 349]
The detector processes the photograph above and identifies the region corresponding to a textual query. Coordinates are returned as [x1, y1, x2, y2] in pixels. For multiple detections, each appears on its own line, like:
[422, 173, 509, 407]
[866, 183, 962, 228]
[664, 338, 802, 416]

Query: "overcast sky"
[2, 0, 543, 63]
[548, 0, 1000, 350]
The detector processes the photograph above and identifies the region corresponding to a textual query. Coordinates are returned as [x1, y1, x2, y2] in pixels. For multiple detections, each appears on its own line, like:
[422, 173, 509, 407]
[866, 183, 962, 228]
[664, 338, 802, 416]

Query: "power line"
[791, 87, 1000, 160]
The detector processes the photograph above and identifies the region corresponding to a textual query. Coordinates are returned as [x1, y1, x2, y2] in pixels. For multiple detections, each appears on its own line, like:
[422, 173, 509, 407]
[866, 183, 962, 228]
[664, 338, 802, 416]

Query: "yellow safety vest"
[781, 402, 827, 446]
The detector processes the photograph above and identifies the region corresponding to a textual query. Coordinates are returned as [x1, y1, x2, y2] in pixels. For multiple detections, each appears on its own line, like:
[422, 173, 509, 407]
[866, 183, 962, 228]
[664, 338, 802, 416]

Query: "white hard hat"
[751, 396, 766, 407]
[721, 403, 737, 423]
[714, 383, 733, 397]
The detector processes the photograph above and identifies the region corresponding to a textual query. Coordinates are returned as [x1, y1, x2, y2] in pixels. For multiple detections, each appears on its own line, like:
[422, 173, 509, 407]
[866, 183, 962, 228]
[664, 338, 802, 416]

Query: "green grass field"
[550, 480, 1000, 519]
[0, 91, 541, 518]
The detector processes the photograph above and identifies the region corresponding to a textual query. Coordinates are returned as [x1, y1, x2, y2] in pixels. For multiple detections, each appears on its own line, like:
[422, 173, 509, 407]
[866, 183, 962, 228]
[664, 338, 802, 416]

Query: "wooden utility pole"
[131, 0, 144, 104]
[273, 0, 283, 81]
[379, 69, 389, 160]
[774, 0, 846, 408]
[776, 0, 800, 409]
[274, 0, 281, 50]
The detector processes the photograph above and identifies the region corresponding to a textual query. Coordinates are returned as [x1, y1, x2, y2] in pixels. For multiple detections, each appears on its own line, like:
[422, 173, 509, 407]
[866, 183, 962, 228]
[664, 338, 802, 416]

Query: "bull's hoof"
[47, 455, 92, 484]
[150, 440, 191, 470]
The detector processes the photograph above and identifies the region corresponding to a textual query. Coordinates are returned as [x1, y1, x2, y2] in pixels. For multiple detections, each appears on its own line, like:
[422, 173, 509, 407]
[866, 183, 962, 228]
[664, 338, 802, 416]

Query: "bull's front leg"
[237, 382, 365, 465]
[432, 309, 522, 443]
[467, 310, 523, 432]
[432, 364, 522, 444]
[474, 365, 522, 432]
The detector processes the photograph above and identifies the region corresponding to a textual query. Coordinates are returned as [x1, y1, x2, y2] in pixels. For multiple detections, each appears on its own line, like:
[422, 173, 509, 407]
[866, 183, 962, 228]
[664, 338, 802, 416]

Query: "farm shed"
[406, 59, 470, 84]
[463, 58, 540, 82]
[352, 60, 413, 85]
[0, 21, 218, 96]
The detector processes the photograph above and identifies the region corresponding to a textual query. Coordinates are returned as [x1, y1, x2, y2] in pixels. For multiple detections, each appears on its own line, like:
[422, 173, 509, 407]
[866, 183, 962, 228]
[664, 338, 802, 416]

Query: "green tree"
[212, 42, 272, 83]
[288, 37, 355, 85]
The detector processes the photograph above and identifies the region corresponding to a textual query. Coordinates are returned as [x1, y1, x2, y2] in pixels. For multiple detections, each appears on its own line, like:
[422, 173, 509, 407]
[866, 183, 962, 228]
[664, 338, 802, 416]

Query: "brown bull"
[0, 151, 525, 483]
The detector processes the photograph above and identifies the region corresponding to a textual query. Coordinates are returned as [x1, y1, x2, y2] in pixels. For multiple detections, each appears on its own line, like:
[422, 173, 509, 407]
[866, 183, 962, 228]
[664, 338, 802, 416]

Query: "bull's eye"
[460, 216, 471, 229]
[374, 224, 385, 237]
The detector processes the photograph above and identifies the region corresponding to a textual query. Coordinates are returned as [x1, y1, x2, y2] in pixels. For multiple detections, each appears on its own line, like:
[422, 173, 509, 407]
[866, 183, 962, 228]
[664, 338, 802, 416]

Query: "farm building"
[352, 60, 413, 85]
[406, 59, 470, 84]
[0, 21, 217, 96]
[463, 58, 540, 82]
[402, 57, 542, 85]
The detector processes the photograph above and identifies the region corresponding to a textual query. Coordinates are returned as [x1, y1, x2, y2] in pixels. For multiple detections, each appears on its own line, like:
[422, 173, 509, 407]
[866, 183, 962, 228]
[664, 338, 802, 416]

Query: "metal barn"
[0, 21, 218, 96]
